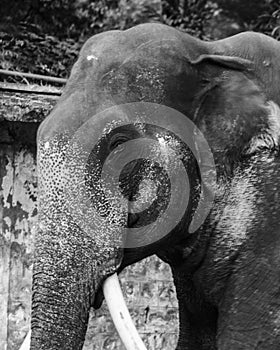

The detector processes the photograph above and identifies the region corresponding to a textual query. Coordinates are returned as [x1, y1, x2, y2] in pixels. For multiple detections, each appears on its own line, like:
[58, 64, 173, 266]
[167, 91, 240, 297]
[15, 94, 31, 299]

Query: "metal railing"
[0, 69, 67, 84]
[0, 69, 66, 95]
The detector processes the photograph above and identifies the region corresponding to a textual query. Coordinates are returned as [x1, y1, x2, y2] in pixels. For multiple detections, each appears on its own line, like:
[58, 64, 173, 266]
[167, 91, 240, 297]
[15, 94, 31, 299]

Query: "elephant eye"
[109, 133, 130, 150]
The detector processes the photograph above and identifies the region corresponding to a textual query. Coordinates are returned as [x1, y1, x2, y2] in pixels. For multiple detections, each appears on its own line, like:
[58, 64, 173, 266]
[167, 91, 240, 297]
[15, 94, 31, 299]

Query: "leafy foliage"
[78, 0, 162, 34]
[0, 26, 79, 79]
[250, 1, 280, 39]
[161, 0, 217, 38]
[216, 0, 280, 39]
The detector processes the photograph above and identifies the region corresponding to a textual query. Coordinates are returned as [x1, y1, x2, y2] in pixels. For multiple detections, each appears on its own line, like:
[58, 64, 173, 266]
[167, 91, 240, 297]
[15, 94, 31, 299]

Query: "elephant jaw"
[103, 273, 147, 350]
[19, 274, 146, 350]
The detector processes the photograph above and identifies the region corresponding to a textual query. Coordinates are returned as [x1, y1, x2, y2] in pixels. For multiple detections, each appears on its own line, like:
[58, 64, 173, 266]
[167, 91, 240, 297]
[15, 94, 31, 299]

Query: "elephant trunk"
[21, 273, 147, 350]
[31, 281, 89, 349]
[29, 222, 99, 350]
[22, 216, 146, 350]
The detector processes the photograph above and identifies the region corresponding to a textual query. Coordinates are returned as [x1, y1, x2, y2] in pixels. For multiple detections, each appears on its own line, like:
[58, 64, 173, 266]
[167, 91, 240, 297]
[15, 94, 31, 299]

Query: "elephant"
[20, 22, 280, 350]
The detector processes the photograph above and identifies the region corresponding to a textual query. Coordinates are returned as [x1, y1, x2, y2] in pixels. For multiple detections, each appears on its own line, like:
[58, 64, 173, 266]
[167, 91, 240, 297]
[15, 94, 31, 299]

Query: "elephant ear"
[193, 67, 273, 173]
[190, 54, 254, 71]
[243, 101, 280, 156]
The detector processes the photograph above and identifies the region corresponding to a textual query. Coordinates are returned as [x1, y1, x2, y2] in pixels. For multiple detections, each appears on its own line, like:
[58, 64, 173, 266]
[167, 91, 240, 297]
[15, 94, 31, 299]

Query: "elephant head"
[21, 23, 280, 350]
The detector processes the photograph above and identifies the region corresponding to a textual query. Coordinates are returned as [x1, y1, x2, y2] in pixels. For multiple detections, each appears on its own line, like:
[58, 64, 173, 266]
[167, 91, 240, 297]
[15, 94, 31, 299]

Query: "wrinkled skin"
[32, 23, 280, 350]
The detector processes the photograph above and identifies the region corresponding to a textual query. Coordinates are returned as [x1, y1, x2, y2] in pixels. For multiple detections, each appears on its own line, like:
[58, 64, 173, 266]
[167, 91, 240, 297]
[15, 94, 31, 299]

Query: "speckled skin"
[32, 23, 280, 349]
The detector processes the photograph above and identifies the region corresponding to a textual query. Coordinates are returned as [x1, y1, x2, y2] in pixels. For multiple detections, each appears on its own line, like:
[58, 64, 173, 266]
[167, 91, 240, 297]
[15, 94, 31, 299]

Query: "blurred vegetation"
[0, 0, 279, 80]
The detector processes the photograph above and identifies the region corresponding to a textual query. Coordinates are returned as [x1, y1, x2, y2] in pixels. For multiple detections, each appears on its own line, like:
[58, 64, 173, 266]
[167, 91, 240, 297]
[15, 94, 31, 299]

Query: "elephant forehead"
[76, 27, 193, 94]
[97, 40, 200, 107]
[38, 26, 204, 141]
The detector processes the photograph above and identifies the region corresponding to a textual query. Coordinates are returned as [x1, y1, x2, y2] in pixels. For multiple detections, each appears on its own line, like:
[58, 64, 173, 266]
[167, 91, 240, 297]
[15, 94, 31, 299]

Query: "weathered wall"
[0, 145, 36, 350]
[0, 84, 179, 350]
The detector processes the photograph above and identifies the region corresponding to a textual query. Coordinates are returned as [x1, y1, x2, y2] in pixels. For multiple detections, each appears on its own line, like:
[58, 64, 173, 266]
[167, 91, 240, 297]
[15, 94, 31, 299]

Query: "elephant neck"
[170, 264, 218, 350]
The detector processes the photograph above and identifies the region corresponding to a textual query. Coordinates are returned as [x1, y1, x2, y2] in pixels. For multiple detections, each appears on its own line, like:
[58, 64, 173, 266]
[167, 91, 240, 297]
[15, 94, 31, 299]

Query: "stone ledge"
[0, 82, 61, 123]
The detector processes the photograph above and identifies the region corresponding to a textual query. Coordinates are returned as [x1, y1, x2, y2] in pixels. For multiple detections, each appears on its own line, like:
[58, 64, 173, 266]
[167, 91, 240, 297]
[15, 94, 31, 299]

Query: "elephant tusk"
[18, 330, 31, 350]
[103, 273, 147, 350]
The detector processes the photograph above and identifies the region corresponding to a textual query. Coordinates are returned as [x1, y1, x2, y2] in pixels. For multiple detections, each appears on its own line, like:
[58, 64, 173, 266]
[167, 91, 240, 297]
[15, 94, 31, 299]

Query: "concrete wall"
[0, 84, 178, 350]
